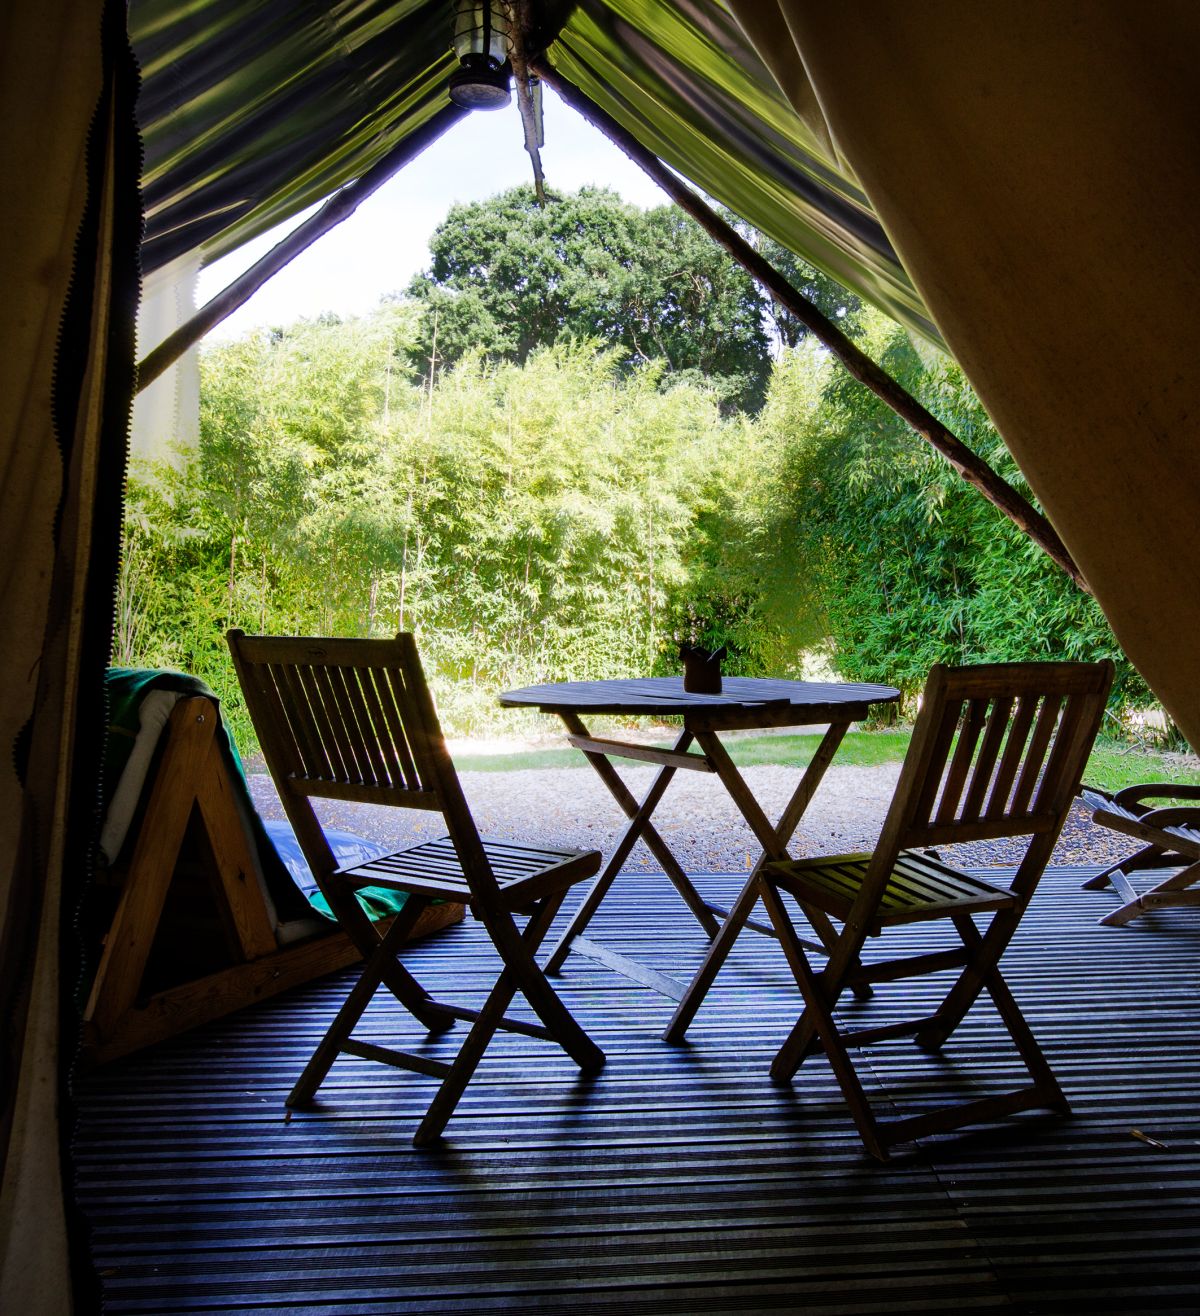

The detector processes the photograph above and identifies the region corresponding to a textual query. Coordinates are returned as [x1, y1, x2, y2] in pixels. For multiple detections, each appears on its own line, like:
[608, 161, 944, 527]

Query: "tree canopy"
[404, 186, 773, 413]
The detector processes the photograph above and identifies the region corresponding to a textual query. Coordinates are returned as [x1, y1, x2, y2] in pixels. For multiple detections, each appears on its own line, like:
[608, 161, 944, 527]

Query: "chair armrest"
[1114, 781, 1200, 807]
[1136, 805, 1200, 831]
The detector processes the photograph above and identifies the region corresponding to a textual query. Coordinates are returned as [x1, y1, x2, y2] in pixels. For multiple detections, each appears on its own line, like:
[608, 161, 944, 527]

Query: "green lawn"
[451, 729, 912, 772]
[452, 728, 1200, 792]
[1082, 740, 1200, 793]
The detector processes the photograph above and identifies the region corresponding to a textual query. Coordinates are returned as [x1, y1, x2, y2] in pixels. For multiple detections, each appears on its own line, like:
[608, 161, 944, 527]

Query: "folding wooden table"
[499, 676, 901, 998]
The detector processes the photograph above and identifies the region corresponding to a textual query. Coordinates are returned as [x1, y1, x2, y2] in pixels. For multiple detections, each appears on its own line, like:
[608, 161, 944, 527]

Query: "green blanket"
[104, 669, 313, 922]
[104, 669, 409, 924]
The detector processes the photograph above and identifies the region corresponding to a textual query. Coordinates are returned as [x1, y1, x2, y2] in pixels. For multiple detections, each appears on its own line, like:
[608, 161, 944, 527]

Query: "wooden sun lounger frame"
[1081, 783, 1200, 925]
[80, 693, 460, 1066]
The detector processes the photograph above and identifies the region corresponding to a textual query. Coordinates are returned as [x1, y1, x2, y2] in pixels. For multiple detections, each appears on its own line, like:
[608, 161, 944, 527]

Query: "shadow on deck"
[74, 868, 1200, 1313]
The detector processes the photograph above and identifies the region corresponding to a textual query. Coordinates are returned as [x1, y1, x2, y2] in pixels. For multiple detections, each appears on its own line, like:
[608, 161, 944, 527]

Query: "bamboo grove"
[120, 191, 1146, 747]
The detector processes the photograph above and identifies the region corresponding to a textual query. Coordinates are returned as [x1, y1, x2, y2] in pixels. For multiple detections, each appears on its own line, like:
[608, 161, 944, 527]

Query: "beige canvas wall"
[1, 1, 140, 1310]
[731, 0, 1200, 747]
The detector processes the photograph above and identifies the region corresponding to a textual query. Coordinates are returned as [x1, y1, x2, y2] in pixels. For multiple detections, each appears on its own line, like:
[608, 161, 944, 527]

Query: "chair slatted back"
[228, 630, 492, 891]
[887, 662, 1114, 857]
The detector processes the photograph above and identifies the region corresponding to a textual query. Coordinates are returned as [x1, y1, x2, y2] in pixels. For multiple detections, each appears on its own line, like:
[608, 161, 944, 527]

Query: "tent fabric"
[3, 1, 1200, 1307]
[726, 0, 1200, 752]
[135, 0, 463, 273]
[0, 0, 141, 1309]
[547, 1, 939, 343]
[131, 254, 201, 464]
[130, 0, 941, 345]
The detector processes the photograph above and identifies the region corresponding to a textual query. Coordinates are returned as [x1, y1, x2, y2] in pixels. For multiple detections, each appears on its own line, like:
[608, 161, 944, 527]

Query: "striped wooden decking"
[75, 868, 1200, 1313]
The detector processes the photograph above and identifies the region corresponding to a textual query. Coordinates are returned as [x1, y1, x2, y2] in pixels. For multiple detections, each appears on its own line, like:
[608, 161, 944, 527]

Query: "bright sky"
[197, 88, 667, 340]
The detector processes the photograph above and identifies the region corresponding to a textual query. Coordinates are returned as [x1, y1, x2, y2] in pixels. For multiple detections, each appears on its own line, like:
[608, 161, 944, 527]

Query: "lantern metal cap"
[449, 57, 512, 110]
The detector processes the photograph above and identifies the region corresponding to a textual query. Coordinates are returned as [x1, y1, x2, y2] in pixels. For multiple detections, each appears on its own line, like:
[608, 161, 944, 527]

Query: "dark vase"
[679, 644, 726, 694]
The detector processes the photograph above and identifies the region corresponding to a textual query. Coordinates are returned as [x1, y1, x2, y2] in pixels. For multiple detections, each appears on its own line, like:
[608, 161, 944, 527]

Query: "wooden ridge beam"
[136, 103, 467, 391]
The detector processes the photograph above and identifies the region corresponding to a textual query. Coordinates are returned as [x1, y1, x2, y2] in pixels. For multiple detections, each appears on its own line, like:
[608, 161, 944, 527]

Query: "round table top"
[499, 675, 901, 717]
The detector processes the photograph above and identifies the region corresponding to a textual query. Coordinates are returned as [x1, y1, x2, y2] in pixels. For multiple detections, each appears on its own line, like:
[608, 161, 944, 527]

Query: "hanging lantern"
[448, 0, 512, 110]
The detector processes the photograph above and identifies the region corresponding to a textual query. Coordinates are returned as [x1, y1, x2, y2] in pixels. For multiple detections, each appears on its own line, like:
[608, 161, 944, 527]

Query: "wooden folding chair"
[227, 630, 605, 1146]
[1080, 783, 1200, 925]
[665, 660, 1113, 1160]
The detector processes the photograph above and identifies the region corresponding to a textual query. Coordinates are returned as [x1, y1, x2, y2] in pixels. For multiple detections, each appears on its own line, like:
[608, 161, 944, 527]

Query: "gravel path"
[247, 760, 1126, 873]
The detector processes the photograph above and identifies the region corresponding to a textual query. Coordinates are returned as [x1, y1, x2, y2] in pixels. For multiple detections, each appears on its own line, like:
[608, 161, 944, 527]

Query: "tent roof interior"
[134, 0, 942, 343]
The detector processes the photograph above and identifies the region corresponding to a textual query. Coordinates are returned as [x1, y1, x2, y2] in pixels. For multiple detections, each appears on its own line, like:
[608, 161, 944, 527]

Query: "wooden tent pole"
[136, 103, 467, 393]
[534, 59, 1087, 593]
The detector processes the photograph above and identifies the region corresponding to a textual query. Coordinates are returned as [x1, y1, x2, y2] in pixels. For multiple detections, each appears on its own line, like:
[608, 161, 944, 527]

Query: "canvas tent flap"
[136, 0, 458, 273]
[726, 0, 1200, 750]
[131, 0, 940, 346]
[2, 0, 141, 1309]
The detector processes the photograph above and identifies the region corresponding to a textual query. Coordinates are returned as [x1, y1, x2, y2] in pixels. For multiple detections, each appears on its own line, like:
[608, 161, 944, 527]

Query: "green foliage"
[121, 216, 1157, 751]
[758, 308, 1144, 712]
[405, 186, 771, 413]
[123, 320, 752, 743]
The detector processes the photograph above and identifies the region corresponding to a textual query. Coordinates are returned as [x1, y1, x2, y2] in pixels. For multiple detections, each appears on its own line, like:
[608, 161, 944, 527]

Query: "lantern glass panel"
[452, 0, 509, 69]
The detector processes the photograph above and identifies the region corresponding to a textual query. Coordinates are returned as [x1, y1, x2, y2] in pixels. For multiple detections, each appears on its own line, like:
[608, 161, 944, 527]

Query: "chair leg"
[766, 882, 884, 1081]
[759, 895, 888, 1160]
[413, 958, 526, 1147]
[414, 895, 603, 1147]
[482, 895, 605, 1072]
[981, 962, 1070, 1114]
[914, 908, 1023, 1051]
[288, 897, 431, 1107]
[813, 1024, 890, 1164]
[950, 914, 1070, 1113]
[1097, 876, 1148, 926]
[1081, 843, 1160, 890]
[764, 885, 848, 1080]
[1099, 857, 1200, 927]
[663, 874, 763, 1042]
[321, 880, 449, 1032]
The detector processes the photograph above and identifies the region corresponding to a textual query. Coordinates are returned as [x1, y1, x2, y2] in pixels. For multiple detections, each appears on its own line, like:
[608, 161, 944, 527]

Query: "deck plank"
[74, 868, 1200, 1313]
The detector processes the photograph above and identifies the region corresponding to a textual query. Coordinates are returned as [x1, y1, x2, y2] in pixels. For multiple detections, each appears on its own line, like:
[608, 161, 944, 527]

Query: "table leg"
[544, 714, 721, 975]
[692, 725, 843, 945]
[692, 722, 872, 997]
[748, 721, 849, 879]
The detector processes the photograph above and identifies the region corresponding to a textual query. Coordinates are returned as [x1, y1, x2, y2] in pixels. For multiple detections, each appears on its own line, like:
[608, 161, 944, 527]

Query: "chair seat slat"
[769, 848, 1020, 926]
[341, 837, 597, 908]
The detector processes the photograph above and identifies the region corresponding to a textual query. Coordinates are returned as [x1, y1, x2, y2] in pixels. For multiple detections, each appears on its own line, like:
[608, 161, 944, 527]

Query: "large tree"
[404, 186, 773, 413]
[742, 229, 863, 350]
